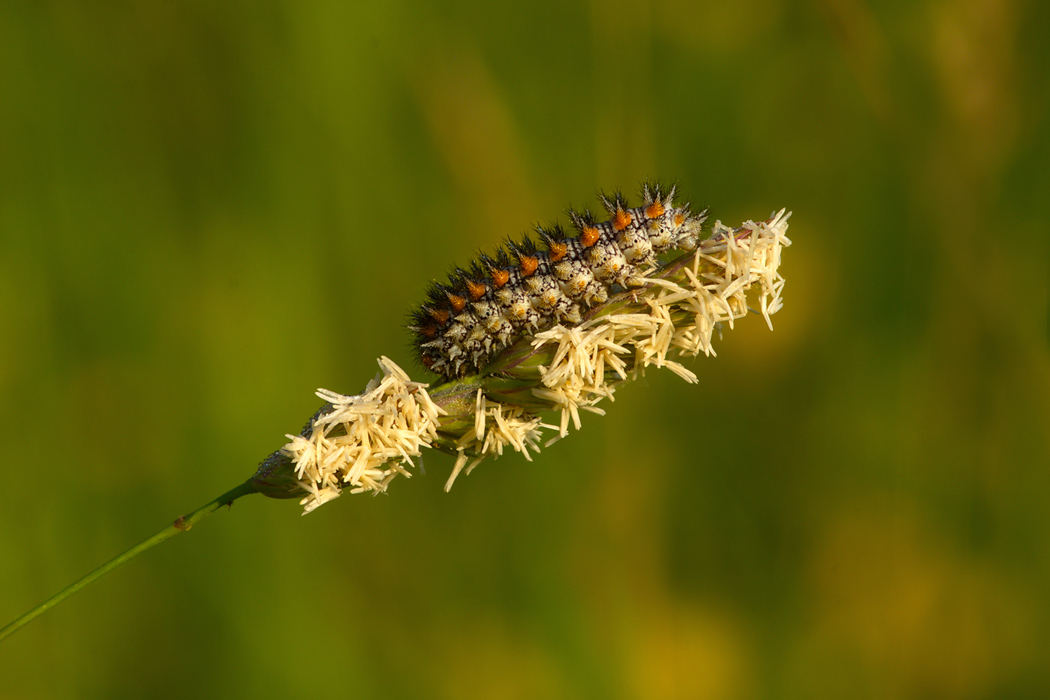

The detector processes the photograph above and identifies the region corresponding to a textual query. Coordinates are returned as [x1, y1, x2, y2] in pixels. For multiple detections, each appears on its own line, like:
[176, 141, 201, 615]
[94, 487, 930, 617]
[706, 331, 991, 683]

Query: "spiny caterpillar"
[411, 183, 708, 378]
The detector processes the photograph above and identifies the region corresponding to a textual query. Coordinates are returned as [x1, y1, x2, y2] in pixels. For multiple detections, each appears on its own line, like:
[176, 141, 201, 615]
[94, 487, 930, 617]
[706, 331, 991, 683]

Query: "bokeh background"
[1, 0, 1048, 698]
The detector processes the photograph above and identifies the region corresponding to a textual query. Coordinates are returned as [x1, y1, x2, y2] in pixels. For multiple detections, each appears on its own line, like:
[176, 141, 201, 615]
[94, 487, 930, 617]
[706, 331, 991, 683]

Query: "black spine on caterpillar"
[410, 183, 708, 379]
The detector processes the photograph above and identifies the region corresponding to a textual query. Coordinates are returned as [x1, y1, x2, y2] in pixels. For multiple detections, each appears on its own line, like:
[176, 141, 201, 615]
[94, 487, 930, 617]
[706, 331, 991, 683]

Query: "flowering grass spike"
[259, 198, 792, 511]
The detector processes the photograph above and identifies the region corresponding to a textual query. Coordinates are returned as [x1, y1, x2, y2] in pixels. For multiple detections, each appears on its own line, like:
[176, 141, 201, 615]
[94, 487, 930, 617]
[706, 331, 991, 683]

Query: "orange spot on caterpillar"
[612, 209, 632, 231]
[447, 294, 467, 312]
[645, 201, 665, 218]
[519, 255, 539, 277]
[466, 280, 487, 300]
[674, 213, 686, 226]
[490, 268, 510, 288]
[429, 308, 450, 325]
[421, 355, 435, 369]
[581, 226, 601, 247]
[419, 324, 438, 339]
[547, 240, 568, 262]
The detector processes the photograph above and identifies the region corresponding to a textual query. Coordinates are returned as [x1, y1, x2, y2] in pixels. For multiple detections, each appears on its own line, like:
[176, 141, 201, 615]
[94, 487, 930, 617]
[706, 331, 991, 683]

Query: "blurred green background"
[1, 0, 1048, 698]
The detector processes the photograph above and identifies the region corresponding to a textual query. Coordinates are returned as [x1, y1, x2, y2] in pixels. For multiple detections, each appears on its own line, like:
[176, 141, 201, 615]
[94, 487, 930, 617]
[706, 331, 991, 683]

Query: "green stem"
[0, 479, 260, 643]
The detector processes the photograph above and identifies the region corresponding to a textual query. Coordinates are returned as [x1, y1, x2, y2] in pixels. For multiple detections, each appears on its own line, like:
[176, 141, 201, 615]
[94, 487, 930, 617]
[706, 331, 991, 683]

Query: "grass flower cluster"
[260, 210, 791, 513]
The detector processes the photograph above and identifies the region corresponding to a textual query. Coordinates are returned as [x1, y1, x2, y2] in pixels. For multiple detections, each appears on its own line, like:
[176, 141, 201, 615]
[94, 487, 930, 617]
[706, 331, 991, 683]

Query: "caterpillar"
[410, 183, 708, 379]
